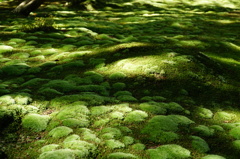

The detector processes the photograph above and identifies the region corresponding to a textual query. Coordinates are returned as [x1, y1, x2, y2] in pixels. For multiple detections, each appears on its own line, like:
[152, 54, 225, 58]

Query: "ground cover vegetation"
[0, 0, 240, 158]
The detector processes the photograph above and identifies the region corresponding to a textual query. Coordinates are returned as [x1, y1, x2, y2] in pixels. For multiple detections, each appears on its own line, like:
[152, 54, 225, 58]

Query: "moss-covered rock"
[22, 114, 50, 132]
[191, 136, 210, 153]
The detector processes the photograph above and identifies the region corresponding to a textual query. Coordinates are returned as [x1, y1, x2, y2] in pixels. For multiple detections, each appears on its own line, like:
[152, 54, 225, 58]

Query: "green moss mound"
[131, 143, 146, 151]
[105, 139, 125, 149]
[41, 80, 76, 93]
[201, 155, 226, 159]
[214, 111, 236, 122]
[124, 110, 148, 123]
[38, 149, 75, 159]
[40, 144, 60, 153]
[229, 127, 240, 139]
[147, 144, 191, 159]
[195, 107, 213, 119]
[139, 102, 167, 115]
[232, 140, 240, 150]
[193, 125, 214, 137]
[48, 126, 73, 138]
[22, 114, 50, 132]
[191, 136, 210, 153]
[107, 152, 137, 158]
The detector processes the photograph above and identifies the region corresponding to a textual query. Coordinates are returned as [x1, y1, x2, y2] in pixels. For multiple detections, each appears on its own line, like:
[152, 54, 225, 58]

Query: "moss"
[114, 91, 132, 97]
[79, 128, 101, 143]
[105, 139, 125, 149]
[38, 149, 75, 159]
[164, 102, 184, 113]
[168, 115, 195, 126]
[0, 95, 15, 105]
[48, 126, 73, 138]
[107, 152, 137, 158]
[93, 118, 110, 127]
[91, 106, 112, 116]
[0, 45, 13, 53]
[139, 102, 167, 115]
[64, 74, 93, 85]
[209, 125, 224, 132]
[21, 78, 49, 87]
[88, 58, 105, 67]
[76, 85, 109, 96]
[112, 82, 126, 91]
[124, 110, 148, 123]
[40, 144, 60, 153]
[214, 111, 236, 122]
[147, 144, 191, 159]
[195, 107, 213, 119]
[22, 114, 50, 132]
[113, 103, 132, 113]
[56, 105, 89, 120]
[14, 93, 32, 105]
[109, 72, 127, 80]
[42, 80, 76, 93]
[100, 127, 122, 139]
[232, 140, 240, 150]
[109, 111, 124, 119]
[62, 60, 85, 69]
[193, 125, 214, 137]
[62, 118, 89, 128]
[38, 88, 64, 98]
[122, 136, 134, 146]
[229, 127, 240, 139]
[63, 134, 81, 143]
[27, 67, 42, 74]
[117, 95, 138, 102]
[191, 136, 210, 153]
[1, 64, 29, 76]
[151, 96, 167, 102]
[131, 143, 145, 151]
[84, 71, 104, 83]
[201, 155, 226, 159]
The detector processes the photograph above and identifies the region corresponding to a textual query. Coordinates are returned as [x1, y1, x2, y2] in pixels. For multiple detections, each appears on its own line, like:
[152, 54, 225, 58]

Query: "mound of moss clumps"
[213, 111, 236, 122]
[48, 126, 73, 138]
[139, 102, 167, 115]
[124, 110, 148, 123]
[229, 127, 240, 139]
[195, 107, 213, 119]
[22, 114, 50, 132]
[0, 64, 29, 76]
[41, 80, 76, 93]
[38, 149, 75, 159]
[201, 155, 226, 159]
[190, 136, 210, 153]
[193, 125, 214, 137]
[147, 144, 191, 159]
[40, 144, 60, 153]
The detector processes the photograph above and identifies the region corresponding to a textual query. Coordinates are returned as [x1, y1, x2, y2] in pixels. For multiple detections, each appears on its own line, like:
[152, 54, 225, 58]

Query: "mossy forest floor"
[0, 0, 240, 158]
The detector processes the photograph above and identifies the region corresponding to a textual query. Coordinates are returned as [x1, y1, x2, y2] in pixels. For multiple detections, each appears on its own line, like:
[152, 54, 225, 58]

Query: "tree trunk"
[12, 0, 46, 16]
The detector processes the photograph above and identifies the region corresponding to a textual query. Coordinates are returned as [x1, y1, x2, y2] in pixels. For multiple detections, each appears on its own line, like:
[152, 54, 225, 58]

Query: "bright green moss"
[168, 115, 195, 126]
[201, 155, 226, 159]
[113, 103, 132, 113]
[229, 127, 240, 139]
[117, 95, 138, 102]
[147, 144, 191, 159]
[114, 91, 132, 97]
[79, 128, 101, 143]
[62, 118, 89, 128]
[107, 152, 137, 158]
[209, 125, 224, 132]
[76, 85, 109, 96]
[195, 107, 213, 119]
[93, 118, 110, 127]
[109, 111, 124, 119]
[56, 105, 89, 120]
[0, 95, 15, 105]
[64, 74, 92, 85]
[122, 136, 134, 145]
[131, 143, 145, 151]
[193, 125, 214, 137]
[164, 102, 184, 113]
[100, 127, 122, 139]
[48, 126, 73, 138]
[38, 149, 75, 159]
[191, 136, 210, 153]
[214, 111, 236, 122]
[232, 140, 240, 150]
[109, 72, 127, 80]
[83, 71, 104, 83]
[22, 114, 50, 132]
[112, 82, 126, 91]
[0, 45, 13, 53]
[13, 93, 32, 105]
[91, 106, 112, 116]
[105, 139, 125, 149]
[124, 110, 148, 123]
[139, 102, 167, 115]
[40, 144, 60, 153]
[63, 134, 81, 143]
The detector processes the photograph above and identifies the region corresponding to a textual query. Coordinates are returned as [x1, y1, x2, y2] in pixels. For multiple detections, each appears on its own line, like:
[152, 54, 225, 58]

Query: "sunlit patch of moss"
[40, 144, 60, 153]
[193, 125, 214, 137]
[195, 107, 213, 119]
[93, 118, 110, 127]
[14, 93, 32, 105]
[63, 134, 81, 143]
[109, 72, 127, 80]
[48, 126, 73, 138]
[27, 67, 42, 74]
[78, 128, 101, 143]
[124, 110, 148, 123]
[139, 102, 167, 115]
[131, 143, 145, 151]
[229, 127, 240, 140]
[191, 136, 210, 153]
[0, 95, 15, 105]
[0, 45, 13, 54]
[62, 118, 90, 128]
[105, 139, 125, 149]
[147, 144, 191, 159]
[91, 106, 112, 116]
[107, 152, 137, 158]
[100, 127, 122, 139]
[10, 53, 30, 59]
[109, 111, 124, 119]
[38, 149, 75, 159]
[213, 111, 236, 122]
[221, 122, 240, 130]
[56, 105, 89, 119]
[22, 114, 50, 132]
[201, 154, 226, 159]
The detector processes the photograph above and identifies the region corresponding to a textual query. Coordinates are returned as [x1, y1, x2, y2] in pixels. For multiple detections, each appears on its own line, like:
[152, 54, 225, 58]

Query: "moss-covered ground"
[0, 0, 240, 158]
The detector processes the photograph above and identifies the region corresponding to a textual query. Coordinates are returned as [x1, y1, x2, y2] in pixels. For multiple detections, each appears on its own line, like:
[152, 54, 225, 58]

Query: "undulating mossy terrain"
[0, 0, 240, 158]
